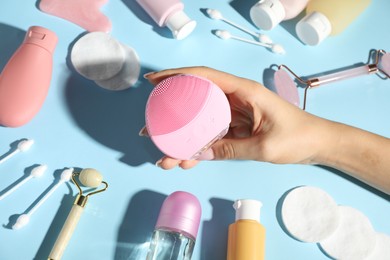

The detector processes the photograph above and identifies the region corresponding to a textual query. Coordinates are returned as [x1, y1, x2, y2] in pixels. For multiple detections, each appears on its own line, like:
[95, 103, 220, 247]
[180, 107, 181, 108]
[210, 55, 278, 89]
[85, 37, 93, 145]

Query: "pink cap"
[155, 191, 202, 239]
[24, 26, 58, 53]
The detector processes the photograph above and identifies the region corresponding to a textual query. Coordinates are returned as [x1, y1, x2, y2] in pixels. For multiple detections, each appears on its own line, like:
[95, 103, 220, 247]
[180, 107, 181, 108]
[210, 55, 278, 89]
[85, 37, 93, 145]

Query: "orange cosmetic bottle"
[227, 199, 266, 260]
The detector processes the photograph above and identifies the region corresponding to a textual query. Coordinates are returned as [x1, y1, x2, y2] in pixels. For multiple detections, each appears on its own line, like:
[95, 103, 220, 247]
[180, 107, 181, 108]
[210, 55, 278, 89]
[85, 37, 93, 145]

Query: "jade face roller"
[274, 49, 390, 109]
[48, 168, 108, 260]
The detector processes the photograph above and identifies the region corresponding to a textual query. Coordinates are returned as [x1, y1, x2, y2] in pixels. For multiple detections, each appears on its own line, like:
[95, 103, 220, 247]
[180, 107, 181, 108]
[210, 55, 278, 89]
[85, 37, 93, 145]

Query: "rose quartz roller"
[0, 26, 58, 127]
[48, 168, 108, 260]
[274, 49, 390, 109]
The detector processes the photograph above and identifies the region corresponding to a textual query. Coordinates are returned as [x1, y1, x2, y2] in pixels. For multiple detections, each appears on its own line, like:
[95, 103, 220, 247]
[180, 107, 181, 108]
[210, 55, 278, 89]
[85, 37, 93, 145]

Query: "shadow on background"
[229, 0, 259, 25]
[0, 24, 25, 74]
[64, 34, 163, 167]
[114, 189, 166, 260]
[200, 198, 234, 260]
[319, 166, 390, 202]
[279, 12, 307, 42]
[121, 0, 172, 39]
[262, 65, 278, 94]
[34, 171, 74, 260]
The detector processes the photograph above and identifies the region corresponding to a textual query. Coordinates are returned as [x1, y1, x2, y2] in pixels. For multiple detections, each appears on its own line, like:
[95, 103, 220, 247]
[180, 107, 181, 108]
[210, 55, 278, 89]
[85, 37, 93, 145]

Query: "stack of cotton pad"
[71, 32, 140, 91]
[281, 186, 390, 259]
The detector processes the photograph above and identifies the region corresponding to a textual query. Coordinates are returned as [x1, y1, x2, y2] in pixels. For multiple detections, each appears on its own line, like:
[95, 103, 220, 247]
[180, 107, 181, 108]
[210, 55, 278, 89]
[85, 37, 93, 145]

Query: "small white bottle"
[250, 0, 309, 30]
[146, 191, 202, 260]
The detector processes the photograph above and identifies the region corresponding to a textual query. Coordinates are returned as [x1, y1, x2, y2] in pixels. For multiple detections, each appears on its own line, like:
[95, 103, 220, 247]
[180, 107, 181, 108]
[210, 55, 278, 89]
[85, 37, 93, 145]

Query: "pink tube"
[136, 0, 196, 39]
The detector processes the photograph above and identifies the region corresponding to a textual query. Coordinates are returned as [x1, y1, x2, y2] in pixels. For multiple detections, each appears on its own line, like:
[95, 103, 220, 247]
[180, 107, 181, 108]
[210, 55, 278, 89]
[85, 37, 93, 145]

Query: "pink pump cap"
[24, 26, 58, 53]
[155, 191, 202, 240]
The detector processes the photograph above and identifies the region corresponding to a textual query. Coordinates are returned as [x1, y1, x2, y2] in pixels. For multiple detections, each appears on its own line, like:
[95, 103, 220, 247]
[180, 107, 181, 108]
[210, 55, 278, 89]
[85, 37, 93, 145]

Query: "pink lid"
[24, 26, 58, 53]
[274, 69, 300, 106]
[155, 191, 202, 239]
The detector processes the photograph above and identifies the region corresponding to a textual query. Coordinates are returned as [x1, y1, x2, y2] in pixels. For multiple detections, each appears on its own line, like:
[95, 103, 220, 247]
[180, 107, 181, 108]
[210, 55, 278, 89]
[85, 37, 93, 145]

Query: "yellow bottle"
[227, 199, 266, 260]
[296, 0, 371, 45]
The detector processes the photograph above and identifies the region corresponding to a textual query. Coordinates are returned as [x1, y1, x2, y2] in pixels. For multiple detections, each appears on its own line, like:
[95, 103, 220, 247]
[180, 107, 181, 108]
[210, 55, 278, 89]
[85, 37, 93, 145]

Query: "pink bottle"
[136, 0, 196, 40]
[0, 26, 58, 127]
[250, 0, 310, 30]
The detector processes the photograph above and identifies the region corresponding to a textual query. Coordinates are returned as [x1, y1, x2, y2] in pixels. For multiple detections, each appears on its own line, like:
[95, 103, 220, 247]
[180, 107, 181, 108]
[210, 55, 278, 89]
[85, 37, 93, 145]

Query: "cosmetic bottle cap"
[250, 0, 286, 30]
[166, 10, 197, 40]
[155, 191, 202, 239]
[24, 26, 58, 53]
[296, 11, 332, 46]
[234, 199, 263, 222]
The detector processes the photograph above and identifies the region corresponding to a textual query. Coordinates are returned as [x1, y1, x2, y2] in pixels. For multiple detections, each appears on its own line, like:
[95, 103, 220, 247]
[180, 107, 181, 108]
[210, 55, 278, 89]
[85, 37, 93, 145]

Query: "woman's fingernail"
[197, 149, 215, 160]
[143, 71, 156, 79]
[155, 158, 163, 168]
[138, 126, 149, 137]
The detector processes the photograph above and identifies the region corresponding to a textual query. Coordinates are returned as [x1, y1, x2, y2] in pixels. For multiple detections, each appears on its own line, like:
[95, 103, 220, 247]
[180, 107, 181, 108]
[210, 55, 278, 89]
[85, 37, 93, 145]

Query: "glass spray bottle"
[146, 191, 202, 260]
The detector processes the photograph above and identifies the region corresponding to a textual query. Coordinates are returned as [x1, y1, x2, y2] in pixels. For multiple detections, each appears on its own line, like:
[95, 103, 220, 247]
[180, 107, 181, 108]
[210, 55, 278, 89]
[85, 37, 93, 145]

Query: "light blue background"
[0, 0, 389, 259]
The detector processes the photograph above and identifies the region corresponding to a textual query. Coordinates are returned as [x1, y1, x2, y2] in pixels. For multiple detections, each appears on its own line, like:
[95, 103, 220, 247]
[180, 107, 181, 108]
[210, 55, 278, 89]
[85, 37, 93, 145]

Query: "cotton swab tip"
[60, 168, 74, 182]
[31, 164, 48, 178]
[215, 30, 231, 40]
[206, 9, 223, 20]
[258, 34, 273, 44]
[17, 139, 34, 152]
[271, 44, 286, 55]
[12, 214, 30, 230]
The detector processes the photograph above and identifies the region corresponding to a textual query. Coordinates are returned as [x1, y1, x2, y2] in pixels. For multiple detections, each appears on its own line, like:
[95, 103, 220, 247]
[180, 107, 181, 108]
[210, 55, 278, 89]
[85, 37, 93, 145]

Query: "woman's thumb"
[198, 138, 254, 161]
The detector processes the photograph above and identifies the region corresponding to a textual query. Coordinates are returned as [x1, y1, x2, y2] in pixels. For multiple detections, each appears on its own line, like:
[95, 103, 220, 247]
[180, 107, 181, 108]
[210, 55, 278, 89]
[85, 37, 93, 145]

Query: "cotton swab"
[12, 168, 73, 230]
[215, 30, 286, 55]
[206, 8, 272, 44]
[0, 164, 47, 201]
[0, 139, 34, 165]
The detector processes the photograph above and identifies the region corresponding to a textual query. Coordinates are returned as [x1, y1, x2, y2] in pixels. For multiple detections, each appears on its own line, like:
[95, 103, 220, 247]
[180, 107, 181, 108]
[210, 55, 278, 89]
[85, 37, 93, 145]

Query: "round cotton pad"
[71, 32, 125, 80]
[319, 206, 377, 260]
[94, 43, 140, 91]
[366, 233, 390, 260]
[281, 186, 340, 243]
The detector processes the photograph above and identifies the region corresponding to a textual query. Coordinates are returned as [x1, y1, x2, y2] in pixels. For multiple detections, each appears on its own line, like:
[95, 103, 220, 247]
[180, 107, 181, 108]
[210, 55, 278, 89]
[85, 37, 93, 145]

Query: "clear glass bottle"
[147, 229, 195, 260]
[146, 191, 201, 260]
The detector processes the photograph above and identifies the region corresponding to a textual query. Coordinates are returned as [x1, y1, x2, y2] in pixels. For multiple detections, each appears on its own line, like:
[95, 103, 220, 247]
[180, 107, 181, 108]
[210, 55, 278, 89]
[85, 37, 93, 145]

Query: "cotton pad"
[94, 43, 140, 91]
[366, 233, 390, 260]
[281, 186, 340, 243]
[319, 206, 377, 260]
[39, 0, 112, 32]
[71, 32, 125, 81]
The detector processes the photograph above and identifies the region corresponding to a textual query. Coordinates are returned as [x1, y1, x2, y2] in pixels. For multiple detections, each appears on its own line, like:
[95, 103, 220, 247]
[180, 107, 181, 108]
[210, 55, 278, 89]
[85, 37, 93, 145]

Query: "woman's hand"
[144, 66, 325, 170]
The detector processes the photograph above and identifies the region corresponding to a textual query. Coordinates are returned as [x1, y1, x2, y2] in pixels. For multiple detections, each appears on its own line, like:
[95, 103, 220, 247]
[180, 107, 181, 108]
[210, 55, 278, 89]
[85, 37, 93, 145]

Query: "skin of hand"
[144, 66, 390, 194]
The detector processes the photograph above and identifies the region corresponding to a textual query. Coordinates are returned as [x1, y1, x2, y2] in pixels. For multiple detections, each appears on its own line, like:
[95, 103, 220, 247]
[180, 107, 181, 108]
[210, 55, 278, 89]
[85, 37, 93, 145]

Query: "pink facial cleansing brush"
[0, 26, 57, 127]
[145, 74, 231, 160]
